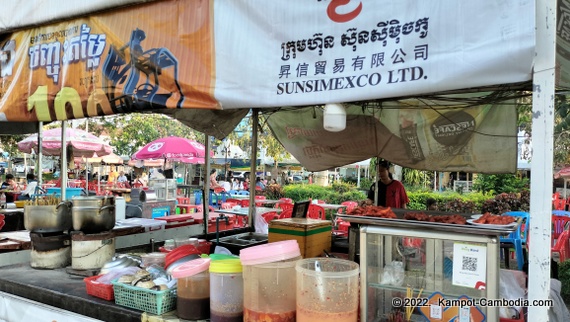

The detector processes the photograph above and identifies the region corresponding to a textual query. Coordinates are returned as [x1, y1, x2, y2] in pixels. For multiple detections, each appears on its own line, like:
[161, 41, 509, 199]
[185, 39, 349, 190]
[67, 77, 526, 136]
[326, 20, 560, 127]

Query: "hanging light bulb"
[323, 103, 346, 132]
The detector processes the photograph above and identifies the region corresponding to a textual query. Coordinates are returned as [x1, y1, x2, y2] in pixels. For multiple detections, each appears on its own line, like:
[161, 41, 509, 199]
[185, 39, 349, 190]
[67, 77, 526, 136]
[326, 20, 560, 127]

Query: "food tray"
[337, 211, 519, 236]
[112, 280, 176, 315]
[84, 275, 114, 301]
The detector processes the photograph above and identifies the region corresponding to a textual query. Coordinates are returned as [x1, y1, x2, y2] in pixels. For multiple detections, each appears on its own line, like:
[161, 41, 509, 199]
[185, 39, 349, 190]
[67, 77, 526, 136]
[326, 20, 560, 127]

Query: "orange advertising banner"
[0, 0, 218, 123]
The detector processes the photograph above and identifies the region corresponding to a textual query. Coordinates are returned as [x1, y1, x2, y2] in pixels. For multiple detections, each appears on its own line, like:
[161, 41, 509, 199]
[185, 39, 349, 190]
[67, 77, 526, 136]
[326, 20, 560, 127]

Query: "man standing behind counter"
[365, 160, 409, 209]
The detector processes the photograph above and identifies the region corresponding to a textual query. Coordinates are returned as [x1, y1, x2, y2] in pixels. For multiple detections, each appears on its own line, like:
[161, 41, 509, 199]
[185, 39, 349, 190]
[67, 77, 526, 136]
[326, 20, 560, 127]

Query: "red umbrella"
[131, 136, 211, 161]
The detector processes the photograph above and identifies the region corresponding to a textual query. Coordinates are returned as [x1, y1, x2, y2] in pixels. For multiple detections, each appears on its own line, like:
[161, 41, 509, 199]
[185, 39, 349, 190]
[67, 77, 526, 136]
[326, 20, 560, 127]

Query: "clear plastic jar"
[141, 252, 166, 268]
[296, 258, 360, 322]
[240, 240, 302, 322]
[210, 258, 243, 322]
[171, 258, 211, 320]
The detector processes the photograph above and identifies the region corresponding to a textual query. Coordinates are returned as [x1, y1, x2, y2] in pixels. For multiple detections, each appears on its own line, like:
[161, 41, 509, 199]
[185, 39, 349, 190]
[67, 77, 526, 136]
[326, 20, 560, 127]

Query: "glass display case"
[359, 223, 502, 322]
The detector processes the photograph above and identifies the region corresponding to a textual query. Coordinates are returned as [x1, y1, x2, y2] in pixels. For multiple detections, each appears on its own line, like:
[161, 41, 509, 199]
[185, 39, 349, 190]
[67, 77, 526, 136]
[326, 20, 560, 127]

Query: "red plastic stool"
[177, 197, 190, 205]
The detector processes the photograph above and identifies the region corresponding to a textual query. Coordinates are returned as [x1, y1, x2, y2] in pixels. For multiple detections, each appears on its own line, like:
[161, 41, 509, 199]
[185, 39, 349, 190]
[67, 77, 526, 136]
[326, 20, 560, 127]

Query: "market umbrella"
[555, 167, 570, 198]
[127, 157, 205, 168]
[131, 136, 210, 160]
[85, 152, 124, 165]
[18, 127, 112, 157]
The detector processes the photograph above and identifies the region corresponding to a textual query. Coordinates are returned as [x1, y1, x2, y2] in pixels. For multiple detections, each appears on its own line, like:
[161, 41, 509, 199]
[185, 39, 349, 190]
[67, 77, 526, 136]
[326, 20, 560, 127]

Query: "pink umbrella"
[128, 157, 205, 168]
[555, 167, 570, 179]
[18, 128, 113, 157]
[131, 136, 211, 160]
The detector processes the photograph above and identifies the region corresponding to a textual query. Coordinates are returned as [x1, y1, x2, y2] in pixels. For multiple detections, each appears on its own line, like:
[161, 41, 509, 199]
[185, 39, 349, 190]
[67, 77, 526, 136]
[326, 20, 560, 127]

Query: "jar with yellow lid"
[209, 256, 243, 322]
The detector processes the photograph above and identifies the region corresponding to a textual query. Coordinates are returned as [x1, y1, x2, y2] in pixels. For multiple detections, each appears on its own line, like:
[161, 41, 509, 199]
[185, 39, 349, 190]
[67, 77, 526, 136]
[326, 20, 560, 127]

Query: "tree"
[0, 135, 26, 160]
[517, 93, 570, 167]
[95, 113, 203, 156]
[219, 112, 292, 176]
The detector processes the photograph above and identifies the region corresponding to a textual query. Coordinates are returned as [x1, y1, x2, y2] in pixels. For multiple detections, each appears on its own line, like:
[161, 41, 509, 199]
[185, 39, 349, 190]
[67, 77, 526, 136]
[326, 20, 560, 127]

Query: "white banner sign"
[214, 0, 535, 108]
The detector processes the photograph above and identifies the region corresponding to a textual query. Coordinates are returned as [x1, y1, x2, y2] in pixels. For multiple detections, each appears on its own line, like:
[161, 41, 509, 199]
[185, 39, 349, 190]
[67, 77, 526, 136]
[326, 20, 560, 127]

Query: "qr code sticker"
[461, 256, 477, 271]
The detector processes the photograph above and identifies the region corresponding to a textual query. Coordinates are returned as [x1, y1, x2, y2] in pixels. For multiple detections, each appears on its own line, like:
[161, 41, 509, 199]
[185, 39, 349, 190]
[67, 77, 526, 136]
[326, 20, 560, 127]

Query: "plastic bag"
[499, 269, 526, 319]
[96, 266, 141, 284]
[380, 261, 405, 286]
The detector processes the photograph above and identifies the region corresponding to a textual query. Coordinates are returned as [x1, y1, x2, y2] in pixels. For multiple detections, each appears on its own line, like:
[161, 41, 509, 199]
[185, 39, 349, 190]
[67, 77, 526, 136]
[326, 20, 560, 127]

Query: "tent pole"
[204, 135, 211, 236]
[61, 121, 67, 200]
[527, 0, 555, 319]
[249, 109, 259, 229]
[37, 122, 43, 188]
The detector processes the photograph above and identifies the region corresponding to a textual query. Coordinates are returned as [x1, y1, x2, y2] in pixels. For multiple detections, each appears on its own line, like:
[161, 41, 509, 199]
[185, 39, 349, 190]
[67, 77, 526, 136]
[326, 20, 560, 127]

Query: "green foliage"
[559, 260, 570, 304]
[280, 183, 528, 215]
[472, 174, 529, 194]
[359, 177, 373, 191]
[406, 190, 495, 213]
[282, 183, 366, 204]
[97, 114, 201, 157]
[264, 184, 285, 199]
[330, 181, 355, 194]
[480, 191, 530, 214]
[402, 168, 432, 187]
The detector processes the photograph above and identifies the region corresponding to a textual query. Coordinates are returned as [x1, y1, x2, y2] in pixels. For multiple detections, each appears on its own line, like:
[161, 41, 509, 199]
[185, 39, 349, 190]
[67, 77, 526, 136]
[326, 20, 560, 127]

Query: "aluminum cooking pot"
[24, 201, 73, 233]
[72, 195, 115, 208]
[72, 204, 116, 233]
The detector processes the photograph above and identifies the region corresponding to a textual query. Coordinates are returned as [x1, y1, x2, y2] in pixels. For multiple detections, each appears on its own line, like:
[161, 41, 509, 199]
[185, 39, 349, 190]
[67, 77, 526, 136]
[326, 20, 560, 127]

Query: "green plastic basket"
[111, 280, 176, 315]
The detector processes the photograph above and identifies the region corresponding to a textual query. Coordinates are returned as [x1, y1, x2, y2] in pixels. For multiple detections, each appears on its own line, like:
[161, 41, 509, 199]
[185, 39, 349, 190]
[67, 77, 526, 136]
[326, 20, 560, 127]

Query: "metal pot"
[72, 205, 116, 233]
[72, 195, 115, 208]
[24, 201, 73, 233]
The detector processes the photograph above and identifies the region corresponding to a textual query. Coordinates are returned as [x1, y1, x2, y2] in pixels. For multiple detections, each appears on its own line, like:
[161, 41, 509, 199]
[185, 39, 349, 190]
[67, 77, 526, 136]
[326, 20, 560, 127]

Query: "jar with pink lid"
[171, 257, 211, 320]
[240, 240, 302, 322]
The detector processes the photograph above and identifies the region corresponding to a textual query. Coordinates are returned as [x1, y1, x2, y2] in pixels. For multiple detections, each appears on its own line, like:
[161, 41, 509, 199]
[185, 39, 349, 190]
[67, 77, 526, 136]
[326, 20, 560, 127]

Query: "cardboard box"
[268, 218, 331, 258]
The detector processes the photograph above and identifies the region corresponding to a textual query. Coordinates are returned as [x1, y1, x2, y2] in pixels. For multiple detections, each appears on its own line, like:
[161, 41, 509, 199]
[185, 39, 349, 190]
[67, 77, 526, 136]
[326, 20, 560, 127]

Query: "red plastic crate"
[84, 275, 114, 301]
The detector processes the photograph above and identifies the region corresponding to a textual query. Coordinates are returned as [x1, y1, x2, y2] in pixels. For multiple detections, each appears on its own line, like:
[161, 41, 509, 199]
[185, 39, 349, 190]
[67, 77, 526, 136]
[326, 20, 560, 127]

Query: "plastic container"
[296, 258, 359, 322]
[141, 252, 166, 268]
[112, 280, 176, 315]
[210, 257, 243, 322]
[115, 197, 126, 221]
[194, 190, 203, 205]
[171, 258, 211, 320]
[240, 240, 302, 322]
[84, 275, 114, 301]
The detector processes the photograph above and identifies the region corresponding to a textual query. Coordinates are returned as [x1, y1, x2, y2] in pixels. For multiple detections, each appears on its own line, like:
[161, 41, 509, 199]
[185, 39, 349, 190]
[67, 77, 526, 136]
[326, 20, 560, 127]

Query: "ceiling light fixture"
[323, 103, 346, 132]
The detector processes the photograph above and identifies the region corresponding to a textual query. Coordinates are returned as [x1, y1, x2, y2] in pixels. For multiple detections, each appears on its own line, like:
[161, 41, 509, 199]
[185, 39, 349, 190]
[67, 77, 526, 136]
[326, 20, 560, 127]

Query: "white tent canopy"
[0, 1, 558, 320]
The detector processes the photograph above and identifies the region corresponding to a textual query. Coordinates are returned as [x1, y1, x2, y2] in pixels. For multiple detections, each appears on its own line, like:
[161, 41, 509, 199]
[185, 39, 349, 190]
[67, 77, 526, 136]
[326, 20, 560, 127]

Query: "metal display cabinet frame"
[359, 224, 501, 322]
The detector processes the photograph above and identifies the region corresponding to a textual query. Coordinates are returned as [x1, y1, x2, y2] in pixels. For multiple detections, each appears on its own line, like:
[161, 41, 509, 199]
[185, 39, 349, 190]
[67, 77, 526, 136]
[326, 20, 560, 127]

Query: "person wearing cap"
[364, 160, 409, 208]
